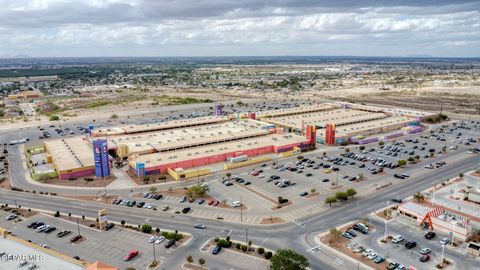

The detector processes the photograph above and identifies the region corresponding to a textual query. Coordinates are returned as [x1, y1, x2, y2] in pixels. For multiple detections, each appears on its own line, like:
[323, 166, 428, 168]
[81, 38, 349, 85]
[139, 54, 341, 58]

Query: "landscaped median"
[200, 237, 310, 269]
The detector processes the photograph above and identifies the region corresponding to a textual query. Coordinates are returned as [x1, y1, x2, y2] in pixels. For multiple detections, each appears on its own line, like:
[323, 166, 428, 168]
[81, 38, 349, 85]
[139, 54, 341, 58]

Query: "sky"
[1, 0, 479, 57]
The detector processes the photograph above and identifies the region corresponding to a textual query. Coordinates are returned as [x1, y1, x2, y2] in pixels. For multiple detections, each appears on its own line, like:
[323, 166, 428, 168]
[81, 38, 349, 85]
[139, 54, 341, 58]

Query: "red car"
[251, 171, 259, 176]
[124, 250, 139, 261]
[420, 255, 430, 262]
[213, 200, 220, 206]
[208, 199, 215, 205]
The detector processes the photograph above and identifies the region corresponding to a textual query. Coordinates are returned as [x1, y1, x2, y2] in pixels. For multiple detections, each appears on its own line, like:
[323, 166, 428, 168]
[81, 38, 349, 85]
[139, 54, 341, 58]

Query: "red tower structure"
[325, 123, 336, 144]
[306, 125, 317, 147]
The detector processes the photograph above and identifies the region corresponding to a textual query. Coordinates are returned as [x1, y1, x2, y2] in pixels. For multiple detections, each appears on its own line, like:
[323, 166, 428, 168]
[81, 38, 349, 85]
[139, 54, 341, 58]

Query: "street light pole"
[240, 196, 243, 223]
[440, 244, 445, 267]
[451, 222, 456, 247]
[152, 242, 156, 263]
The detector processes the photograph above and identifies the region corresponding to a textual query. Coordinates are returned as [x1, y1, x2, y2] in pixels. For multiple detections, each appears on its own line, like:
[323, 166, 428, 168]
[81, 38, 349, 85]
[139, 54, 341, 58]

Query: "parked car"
[300, 191, 308, 197]
[70, 235, 82, 243]
[392, 235, 404, 244]
[420, 248, 431, 255]
[405, 240, 417, 249]
[419, 254, 430, 262]
[5, 214, 17, 221]
[105, 223, 115, 231]
[182, 207, 191, 214]
[164, 239, 175, 248]
[424, 231, 436, 240]
[341, 232, 353, 239]
[439, 238, 450, 246]
[212, 246, 222, 255]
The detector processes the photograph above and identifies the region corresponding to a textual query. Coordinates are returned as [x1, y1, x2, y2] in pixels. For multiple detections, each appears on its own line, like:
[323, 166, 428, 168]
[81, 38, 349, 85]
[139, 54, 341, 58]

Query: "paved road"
[1, 154, 479, 269]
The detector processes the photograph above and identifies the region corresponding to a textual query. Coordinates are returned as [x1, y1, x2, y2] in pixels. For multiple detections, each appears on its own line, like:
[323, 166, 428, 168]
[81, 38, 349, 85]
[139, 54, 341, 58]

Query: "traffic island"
[203, 237, 273, 261]
[260, 217, 285, 224]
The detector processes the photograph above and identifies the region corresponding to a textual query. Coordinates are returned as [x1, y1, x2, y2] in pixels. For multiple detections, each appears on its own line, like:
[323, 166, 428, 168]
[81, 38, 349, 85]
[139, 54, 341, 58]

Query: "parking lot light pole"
[451, 222, 456, 247]
[152, 242, 156, 263]
[240, 196, 243, 222]
[440, 244, 445, 267]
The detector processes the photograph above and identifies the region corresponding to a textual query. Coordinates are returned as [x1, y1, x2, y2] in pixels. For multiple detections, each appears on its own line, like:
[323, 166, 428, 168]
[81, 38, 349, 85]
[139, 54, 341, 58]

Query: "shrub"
[241, 245, 247, 252]
[258, 247, 265, 255]
[141, 224, 152, 233]
[54, 211, 60, 217]
[217, 239, 231, 248]
[264, 251, 273, 259]
[214, 237, 219, 242]
[236, 242, 241, 249]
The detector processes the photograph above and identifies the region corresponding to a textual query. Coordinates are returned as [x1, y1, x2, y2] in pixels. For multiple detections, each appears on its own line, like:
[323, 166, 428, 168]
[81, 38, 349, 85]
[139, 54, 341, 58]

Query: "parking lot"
[0, 211, 184, 270]
[338, 215, 479, 270]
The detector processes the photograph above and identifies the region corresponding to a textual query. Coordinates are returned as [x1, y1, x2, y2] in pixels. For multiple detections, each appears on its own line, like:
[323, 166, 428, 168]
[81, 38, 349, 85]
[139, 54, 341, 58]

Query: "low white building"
[397, 202, 473, 242]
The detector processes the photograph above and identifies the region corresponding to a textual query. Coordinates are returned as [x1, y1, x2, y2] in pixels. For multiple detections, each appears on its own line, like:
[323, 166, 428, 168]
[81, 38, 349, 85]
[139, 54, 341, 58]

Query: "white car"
[392, 235, 404, 243]
[40, 244, 49, 249]
[200, 183, 209, 187]
[231, 201, 242, 207]
[420, 247, 431, 255]
[154, 236, 165, 244]
[5, 214, 17, 221]
[367, 252, 377, 260]
[362, 249, 373, 256]
[148, 236, 158, 243]
[36, 225, 49, 232]
[258, 174, 265, 178]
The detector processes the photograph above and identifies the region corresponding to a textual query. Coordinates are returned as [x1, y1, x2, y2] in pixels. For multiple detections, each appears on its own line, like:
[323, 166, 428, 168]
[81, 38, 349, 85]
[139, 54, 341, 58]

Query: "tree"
[149, 186, 157, 194]
[344, 147, 350, 153]
[459, 172, 464, 178]
[310, 188, 316, 193]
[265, 251, 273, 260]
[329, 228, 341, 243]
[346, 188, 357, 199]
[186, 255, 193, 264]
[226, 172, 231, 178]
[110, 114, 118, 119]
[258, 247, 265, 255]
[156, 227, 160, 234]
[186, 185, 209, 199]
[325, 196, 337, 207]
[269, 249, 309, 270]
[198, 258, 206, 268]
[121, 220, 125, 226]
[397, 160, 407, 167]
[379, 141, 385, 146]
[141, 224, 152, 233]
[359, 146, 365, 151]
[335, 191, 348, 201]
[413, 192, 425, 202]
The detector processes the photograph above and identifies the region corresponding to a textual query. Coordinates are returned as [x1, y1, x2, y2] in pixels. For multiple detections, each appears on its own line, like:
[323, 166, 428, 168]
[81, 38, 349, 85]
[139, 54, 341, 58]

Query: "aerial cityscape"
[1, 1, 480, 270]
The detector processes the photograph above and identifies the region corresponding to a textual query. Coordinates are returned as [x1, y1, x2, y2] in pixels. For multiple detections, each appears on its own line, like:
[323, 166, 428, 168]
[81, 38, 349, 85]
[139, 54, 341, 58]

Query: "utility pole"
[104, 178, 108, 203]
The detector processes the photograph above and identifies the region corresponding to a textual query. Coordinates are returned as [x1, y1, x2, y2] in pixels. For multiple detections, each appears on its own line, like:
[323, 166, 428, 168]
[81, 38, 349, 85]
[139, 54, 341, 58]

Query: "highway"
[2, 154, 479, 269]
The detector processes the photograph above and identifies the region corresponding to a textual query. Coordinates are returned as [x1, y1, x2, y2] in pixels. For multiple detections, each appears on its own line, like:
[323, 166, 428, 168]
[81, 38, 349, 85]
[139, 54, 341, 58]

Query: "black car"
[164, 239, 175, 248]
[154, 194, 163, 200]
[136, 202, 145, 208]
[31, 222, 45, 229]
[44, 227, 57, 233]
[70, 235, 82, 243]
[182, 207, 191, 214]
[391, 198, 402, 203]
[405, 240, 417, 249]
[27, 222, 40, 228]
[105, 223, 115, 231]
[394, 174, 405, 179]
[424, 231, 436, 240]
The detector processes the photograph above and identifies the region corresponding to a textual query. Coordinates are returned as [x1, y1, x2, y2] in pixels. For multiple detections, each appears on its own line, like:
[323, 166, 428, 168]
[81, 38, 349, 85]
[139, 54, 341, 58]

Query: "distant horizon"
[1, 55, 480, 60]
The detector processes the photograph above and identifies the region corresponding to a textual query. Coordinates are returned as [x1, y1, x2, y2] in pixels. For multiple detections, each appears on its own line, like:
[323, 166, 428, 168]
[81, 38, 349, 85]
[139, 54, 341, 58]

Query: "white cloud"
[0, 1, 479, 56]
